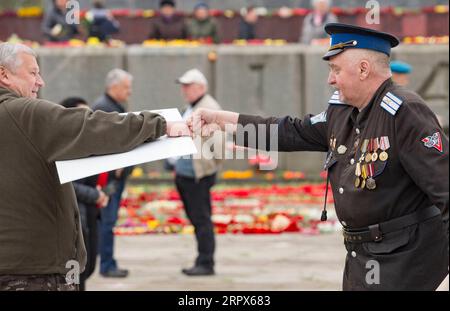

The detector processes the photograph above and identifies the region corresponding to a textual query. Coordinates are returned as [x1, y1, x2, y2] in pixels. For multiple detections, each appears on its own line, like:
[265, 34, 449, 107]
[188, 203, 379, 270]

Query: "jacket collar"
[104, 93, 126, 113]
[190, 94, 205, 108]
[350, 78, 393, 128]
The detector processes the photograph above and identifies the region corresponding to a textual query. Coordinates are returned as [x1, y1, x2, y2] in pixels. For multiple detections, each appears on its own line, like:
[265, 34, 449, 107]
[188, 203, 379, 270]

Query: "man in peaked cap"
[188, 23, 449, 290]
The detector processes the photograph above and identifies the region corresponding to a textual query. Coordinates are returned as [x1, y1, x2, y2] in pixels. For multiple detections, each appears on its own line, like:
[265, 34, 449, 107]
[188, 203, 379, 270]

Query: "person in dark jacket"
[85, 0, 120, 42]
[238, 6, 258, 40]
[59, 97, 110, 291]
[42, 0, 80, 42]
[92, 69, 134, 278]
[188, 24, 449, 291]
[148, 0, 188, 40]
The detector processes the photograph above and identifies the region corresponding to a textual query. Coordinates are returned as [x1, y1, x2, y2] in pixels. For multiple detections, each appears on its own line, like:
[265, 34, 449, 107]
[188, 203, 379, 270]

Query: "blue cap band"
[330, 33, 392, 56]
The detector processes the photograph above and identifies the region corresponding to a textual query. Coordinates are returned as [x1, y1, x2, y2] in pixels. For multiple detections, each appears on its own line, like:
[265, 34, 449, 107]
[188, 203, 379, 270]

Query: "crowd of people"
[41, 0, 336, 44]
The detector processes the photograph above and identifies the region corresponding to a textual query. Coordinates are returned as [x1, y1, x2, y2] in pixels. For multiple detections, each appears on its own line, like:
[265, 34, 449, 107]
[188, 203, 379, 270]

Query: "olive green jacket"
[187, 18, 219, 43]
[0, 87, 166, 275]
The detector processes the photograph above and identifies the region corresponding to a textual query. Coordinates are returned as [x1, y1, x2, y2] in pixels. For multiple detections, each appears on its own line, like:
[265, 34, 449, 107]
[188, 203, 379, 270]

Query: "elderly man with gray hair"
[0, 43, 178, 290]
[190, 24, 449, 290]
[92, 68, 134, 278]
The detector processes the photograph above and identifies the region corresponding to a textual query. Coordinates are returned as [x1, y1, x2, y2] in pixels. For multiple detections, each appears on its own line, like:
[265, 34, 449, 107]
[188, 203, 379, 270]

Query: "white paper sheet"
[55, 108, 196, 184]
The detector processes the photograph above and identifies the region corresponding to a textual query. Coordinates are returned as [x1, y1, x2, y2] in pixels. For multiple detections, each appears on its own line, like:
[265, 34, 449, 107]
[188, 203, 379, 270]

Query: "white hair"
[105, 68, 133, 89]
[345, 49, 391, 76]
[0, 43, 37, 73]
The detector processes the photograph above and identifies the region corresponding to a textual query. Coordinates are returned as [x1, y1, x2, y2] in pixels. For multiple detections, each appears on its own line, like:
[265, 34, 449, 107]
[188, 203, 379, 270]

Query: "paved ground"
[88, 231, 346, 291]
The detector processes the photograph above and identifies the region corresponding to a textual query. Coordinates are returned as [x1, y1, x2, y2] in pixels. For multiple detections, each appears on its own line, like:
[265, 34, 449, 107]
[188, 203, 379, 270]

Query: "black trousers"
[79, 204, 99, 291]
[175, 174, 216, 268]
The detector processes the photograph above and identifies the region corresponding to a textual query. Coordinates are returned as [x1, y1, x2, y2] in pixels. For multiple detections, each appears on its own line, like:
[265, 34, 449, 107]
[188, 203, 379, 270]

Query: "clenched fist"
[166, 121, 192, 137]
[187, 108, 239, 137]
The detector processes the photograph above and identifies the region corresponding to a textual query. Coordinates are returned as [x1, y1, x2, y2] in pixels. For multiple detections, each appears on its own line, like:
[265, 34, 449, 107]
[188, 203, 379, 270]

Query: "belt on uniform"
[343, 206, 441, 243]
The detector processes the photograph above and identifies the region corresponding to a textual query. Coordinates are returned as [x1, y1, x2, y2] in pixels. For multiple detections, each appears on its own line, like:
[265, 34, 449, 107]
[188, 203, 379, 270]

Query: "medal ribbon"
[368, 163, 374, 177]
[380, 136, 390, 151]
[373, 138, 379, 152]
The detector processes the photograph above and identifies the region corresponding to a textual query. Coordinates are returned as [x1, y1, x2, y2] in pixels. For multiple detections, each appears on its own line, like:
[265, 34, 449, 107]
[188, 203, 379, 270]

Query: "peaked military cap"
[322, 23, 400, 60]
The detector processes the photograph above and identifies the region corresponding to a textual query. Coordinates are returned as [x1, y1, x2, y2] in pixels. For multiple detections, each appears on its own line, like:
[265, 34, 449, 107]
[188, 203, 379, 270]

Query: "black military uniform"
[236, 24, 449, 290]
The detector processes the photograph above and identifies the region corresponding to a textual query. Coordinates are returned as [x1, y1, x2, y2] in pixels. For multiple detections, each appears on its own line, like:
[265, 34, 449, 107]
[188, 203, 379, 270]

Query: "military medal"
[360, 164, 368, 188]
[360, 178, 366, 189]
[366, 163, 376, 190]
[365, 139, 372, 163]
[353, 138, 360, 150]
[355, 162, 361, 177]
[360, 139, 369, 162]
[337, 145, 347, 154]
[330, 135, 337, 151]
[371, 152, 378, 162]
[379, 136, 390, 162]
[366, 177, 376, 190]
[371, 138, 379, 162]
[354, 161, 361, 188]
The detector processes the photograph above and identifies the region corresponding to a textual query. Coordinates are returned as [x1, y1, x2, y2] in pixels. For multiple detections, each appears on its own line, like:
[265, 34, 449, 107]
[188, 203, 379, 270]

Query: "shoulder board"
[380, 91, 403, 116]
[310, 111, 327, 125]
[328, 91, 346, 105]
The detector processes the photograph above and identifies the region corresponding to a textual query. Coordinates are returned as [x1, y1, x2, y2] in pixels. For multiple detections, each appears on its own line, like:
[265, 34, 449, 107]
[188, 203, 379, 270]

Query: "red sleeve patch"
[421, 132, 443, 153]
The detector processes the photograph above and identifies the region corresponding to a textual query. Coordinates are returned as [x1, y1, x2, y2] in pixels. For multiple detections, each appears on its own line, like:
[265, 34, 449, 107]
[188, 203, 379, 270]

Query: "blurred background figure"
[390, 60, 449, 136]
[84, 0, 120, 42]
[174, 69, 223, 276]
[390, 60, 448, 135]
[92, 69, 134, 278]
[187, 2, 219, 44]
[300, 0, 337, 44]
[390, 60, 413, 86]
[148, 0, 188, 40]
[42, 0, 80, 42]
[59, 96, 109, 291]
[238, 6, 259, 40]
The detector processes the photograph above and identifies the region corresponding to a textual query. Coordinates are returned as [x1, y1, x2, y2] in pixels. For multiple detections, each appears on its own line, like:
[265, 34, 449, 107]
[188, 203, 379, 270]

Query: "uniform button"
[341, 221, 347, 226]
[350, 159, 355, 165]
[339, 187, 344, 194]
[355, 128, 360, 134]
[351, 251, 357, 258]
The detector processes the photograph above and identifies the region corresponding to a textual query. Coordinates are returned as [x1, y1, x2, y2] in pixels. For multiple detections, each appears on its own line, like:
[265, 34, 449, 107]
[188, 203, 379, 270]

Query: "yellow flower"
[87, 37, 102, 46]
[434, 5, 449, 13]
[224, 10, 235, 18]
[142, 10, 155, 18]
[17, 7, 43, 18]
[147, 220, 160, 230]
[68, 39, 85, 47]
[131, 167, 144, 178]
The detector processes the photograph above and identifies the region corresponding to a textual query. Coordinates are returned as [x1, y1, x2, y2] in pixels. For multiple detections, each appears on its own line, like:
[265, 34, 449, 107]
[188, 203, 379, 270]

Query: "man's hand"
[166, 121, 192, 137]
[96, 186, 109, 208]
[187, 108, 239, 137]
